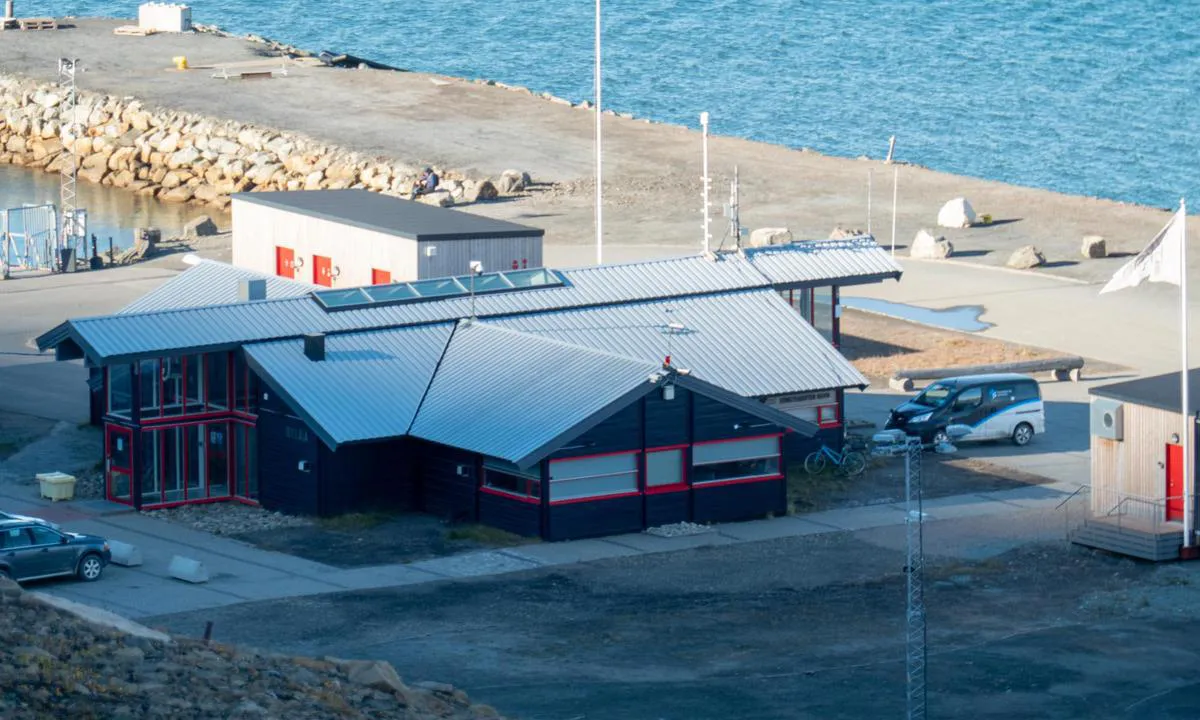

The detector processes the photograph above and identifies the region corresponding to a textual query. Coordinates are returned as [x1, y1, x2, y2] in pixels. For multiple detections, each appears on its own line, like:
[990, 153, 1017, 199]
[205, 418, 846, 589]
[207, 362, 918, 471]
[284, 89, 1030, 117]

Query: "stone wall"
[0, 73, 502, 211]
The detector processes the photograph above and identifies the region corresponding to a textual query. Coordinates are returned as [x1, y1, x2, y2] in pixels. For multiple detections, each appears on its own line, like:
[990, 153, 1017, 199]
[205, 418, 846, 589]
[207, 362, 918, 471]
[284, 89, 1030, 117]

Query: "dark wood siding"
[550, 404, 642, 460]
[693, 479, 787, 524]
[783, 426, 840, 464]
[318, 438, 416, 516]
[646, 490, 689, 527]
[693, 394, 781, 443]
[547, 495, 643, 541]
[416, 440, 478, 523]
[256, 407, 320, 515]
[479, 492, 540, 537]
[645, 386, 690, 448]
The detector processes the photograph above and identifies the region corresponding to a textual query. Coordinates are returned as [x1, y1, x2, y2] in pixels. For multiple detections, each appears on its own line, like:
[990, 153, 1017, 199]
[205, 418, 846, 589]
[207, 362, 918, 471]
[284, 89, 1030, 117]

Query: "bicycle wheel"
[839, 451, 867, 477]
[804, 451, 829, 475]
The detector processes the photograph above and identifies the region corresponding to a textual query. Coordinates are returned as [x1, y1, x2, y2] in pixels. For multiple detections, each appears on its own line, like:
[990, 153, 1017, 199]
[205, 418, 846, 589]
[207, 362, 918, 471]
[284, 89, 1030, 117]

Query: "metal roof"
[119, 259, 316, 314]
[232, 189, 545, 241]
[409, 322, 662, 466]
[243, 323, 455, 447]
[1090, 369, 1200, 414]
[488, 289, 867, 396]
[741, 236, 903, 287]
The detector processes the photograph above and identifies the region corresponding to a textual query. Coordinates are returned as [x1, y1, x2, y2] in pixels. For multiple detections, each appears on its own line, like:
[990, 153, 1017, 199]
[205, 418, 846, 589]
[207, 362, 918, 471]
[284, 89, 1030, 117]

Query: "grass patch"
[318, 511, 394, 532]
[446, 524, 534, 548]
[787, 463, 850, 514]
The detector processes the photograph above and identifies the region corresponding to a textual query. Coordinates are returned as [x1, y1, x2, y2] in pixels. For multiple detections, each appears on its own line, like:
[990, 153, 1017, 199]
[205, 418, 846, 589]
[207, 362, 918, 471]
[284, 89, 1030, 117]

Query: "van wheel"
[1012, 422, 1034, 447]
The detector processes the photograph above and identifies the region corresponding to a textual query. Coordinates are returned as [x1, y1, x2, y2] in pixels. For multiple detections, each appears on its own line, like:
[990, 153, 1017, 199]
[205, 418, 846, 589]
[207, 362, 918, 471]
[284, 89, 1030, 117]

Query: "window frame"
[817, 403, 841, 428]
[644, 444, 688, 494]
[691, 434, 784, 487]
[548, 450, 641, 505]
[481, 459, 542, 505]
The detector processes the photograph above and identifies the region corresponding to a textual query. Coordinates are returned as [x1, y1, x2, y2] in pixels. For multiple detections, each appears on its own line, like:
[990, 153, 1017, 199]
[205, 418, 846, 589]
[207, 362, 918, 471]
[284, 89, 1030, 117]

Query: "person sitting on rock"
[410, 167, 440, 199]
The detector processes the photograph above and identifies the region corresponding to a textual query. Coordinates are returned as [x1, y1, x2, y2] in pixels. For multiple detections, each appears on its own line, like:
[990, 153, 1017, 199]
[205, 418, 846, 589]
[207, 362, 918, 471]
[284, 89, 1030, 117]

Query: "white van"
[885, 373, 1046, 446]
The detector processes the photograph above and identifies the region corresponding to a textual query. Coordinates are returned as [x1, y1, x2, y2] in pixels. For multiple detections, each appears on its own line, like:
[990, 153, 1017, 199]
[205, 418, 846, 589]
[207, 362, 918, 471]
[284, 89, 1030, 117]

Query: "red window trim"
[692, 473, 785, 489]
[817, 403, 841, 428]
[644, 445, 688, 494]
[480, 485, 541, 505]
[549, 490, 641, 506]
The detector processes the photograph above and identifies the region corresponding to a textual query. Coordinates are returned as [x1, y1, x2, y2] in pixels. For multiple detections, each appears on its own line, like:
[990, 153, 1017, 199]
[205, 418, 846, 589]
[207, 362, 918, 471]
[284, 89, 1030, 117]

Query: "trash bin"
[173, 55, 189, 70]
[37, 472, 77, 501]
[59, 247, 76, 273]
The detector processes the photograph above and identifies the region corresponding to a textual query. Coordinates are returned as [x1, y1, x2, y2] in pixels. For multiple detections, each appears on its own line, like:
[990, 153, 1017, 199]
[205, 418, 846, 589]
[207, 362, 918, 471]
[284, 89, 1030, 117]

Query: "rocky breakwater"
[0, 73, 508, 211]
[0, 577, 504, 719]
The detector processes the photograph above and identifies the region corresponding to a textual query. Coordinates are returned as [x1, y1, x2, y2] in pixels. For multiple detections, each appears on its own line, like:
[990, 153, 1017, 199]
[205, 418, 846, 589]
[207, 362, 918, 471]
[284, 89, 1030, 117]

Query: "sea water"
[15, 0, 1200, 208]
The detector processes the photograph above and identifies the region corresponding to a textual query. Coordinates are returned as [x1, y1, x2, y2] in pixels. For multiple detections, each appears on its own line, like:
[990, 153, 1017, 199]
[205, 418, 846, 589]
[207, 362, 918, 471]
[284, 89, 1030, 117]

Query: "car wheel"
[932, 429, 951, 446]
[76, 554, 104, 582]
[1012, 422, 1034, 447]
[0, 568, 12, 583]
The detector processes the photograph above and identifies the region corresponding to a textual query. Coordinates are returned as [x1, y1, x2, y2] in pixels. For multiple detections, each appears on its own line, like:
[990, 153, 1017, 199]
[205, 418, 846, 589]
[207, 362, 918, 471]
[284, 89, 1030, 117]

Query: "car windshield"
[913, 383, 953, 408]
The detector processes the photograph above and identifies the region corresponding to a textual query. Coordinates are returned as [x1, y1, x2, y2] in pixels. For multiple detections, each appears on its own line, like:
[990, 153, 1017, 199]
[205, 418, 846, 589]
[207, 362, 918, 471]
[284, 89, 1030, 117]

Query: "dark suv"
[0, 519, 111, 583]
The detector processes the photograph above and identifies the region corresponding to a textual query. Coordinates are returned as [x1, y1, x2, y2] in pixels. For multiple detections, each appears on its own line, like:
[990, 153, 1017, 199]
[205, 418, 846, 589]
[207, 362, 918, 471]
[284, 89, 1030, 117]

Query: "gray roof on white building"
[233, 189, 545, 240]
[120, 259, 316, 314]
[243, 323, 454, 446]
[742, 237, 903, 287]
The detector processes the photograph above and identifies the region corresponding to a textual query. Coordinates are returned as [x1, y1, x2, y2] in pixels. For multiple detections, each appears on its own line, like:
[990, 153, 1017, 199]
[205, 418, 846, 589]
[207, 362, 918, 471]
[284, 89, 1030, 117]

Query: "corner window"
[483, 459, 541, 500]
[107, 364, 132, 416]
[692, 436, 781, 485]
[646, 448, 685, 490]
[549, 453, 639, 503]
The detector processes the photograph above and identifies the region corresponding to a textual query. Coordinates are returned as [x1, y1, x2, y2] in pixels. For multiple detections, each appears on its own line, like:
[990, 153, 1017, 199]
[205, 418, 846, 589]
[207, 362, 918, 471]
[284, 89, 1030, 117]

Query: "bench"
[211, 65, 289, 81]
[888, 356, 1085, 392]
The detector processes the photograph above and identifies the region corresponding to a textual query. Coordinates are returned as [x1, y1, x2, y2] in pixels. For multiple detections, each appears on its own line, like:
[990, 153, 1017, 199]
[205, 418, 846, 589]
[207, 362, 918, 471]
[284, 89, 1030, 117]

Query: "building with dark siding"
[39, 238, 901, 540]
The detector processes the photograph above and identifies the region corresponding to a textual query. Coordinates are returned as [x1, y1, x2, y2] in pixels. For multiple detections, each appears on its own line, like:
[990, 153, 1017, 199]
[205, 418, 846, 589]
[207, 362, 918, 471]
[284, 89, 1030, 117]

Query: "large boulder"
[1007, 245, 1045, 269]
[1081, 235, 1107, 258]
[417, 189, 455, 208]
[910, 229, 954, 259]
[830, 225, 866, 240]
[936, 197, 977, 228]
[748, 227, 793, 248]
[466, 179, 498, 203]
[496, 169, 531, 194]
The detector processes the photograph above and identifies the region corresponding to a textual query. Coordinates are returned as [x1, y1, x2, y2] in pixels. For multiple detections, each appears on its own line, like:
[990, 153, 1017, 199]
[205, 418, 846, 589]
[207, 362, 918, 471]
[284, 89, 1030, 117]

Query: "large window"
[207, 355, 229, 411]
[184, 354, 205, 411]
[232, 352, 258, 415]
[107, 365, 132, 416]
[645, 448, 685, 491]
[482, 459, 540, 500]
[549, 453, 639, 503]
[692, 436, 782, 485]
[812, 286, 834, 341]
[234, 424, 258, 500]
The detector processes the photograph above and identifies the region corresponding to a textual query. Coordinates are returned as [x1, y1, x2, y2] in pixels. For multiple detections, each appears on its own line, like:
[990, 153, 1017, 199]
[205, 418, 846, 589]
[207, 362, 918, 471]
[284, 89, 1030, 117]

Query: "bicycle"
[803, 442, 867, 476]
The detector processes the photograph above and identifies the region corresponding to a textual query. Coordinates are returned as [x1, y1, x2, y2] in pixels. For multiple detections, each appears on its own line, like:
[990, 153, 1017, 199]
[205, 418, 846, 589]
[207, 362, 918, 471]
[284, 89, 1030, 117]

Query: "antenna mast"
[58, 57, 83, 270]
[730, 165, 741, 250]
[700, 111, 712, 254]
[593, 0, 603, 265]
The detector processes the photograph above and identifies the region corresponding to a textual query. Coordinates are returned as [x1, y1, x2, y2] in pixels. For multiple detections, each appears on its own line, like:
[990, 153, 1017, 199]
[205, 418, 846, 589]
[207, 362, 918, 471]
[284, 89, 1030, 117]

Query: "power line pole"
[593, 0, 603, 265]
[729, 165, 740, 250]
[700, 111, 712, 254]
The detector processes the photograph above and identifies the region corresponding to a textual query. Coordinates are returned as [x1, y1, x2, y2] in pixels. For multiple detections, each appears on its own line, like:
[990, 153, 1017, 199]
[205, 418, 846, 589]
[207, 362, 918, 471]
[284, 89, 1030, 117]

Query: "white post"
[890, 166, 899, 257]
[1181, 198, 1192, 547]
[867, 168, 873, 236]
[700, 111, 711, 254]
[594, 0, 603, 265]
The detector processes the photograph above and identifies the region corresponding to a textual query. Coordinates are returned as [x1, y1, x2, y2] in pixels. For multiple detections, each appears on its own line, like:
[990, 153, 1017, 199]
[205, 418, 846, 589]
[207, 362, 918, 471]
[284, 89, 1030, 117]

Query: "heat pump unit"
[1091, 398, 1123, 441]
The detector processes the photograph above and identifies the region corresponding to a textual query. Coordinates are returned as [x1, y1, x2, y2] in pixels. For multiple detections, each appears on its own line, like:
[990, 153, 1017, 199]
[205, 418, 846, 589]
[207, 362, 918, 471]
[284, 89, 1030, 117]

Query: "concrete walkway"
[0, 476, 1086, 621]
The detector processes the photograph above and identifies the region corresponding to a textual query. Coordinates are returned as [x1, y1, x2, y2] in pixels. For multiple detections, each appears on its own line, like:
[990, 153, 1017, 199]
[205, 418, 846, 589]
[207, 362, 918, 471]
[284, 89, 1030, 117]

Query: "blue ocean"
[18, 0, 1200, 208]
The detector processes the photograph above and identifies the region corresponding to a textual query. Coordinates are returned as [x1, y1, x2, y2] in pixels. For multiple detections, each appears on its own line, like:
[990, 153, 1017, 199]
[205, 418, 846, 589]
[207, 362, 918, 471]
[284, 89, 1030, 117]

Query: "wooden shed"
[1072, 369, 1200, 561]
[231, 189, 544, 287]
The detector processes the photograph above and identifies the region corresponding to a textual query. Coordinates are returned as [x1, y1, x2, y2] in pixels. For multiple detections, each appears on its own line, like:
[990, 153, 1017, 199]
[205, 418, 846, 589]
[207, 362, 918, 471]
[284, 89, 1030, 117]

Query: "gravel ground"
[144, 502, 313, 536]
[149, 511, 1200, 720]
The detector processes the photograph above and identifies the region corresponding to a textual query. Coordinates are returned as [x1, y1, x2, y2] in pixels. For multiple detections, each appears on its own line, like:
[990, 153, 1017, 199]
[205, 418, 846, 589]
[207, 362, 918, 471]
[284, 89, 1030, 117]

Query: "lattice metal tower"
[904, 437, 927, 720]
[58, 57, 83, 267]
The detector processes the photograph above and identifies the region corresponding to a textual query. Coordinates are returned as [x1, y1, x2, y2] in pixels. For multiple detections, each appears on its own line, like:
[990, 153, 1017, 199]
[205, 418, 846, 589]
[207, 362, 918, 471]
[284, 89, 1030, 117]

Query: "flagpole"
[594, 0, 603, 265]
[1182, 198, 1192, 547]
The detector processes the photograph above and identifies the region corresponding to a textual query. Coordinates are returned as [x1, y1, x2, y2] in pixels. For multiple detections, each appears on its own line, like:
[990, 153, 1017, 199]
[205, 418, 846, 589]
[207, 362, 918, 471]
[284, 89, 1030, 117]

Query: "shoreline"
[0, 18, 1194, 286]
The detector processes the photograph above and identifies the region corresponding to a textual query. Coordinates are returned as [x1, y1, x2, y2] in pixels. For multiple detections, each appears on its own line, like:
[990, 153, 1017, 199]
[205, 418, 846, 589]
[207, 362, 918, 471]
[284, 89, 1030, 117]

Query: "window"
[549, 453, 639, 502]
[646, 448, 685, 490]
[817, 404, 840, 427]
[232, 353, 258, 414]
[1013, 382, 1039, 402]
[139, 359, 160, 416]
[1, 527, 32, 549]
[692, 436, 781, 485]
[27, 526, 61, 546]
[108, 365, 132, 416]
[812, 286, 834, 341]
[183, 354, 204, 412]
[483, 459, 540, 500]
[207, 353, 229, 411]
[161, 357, 183, 417]
[954, 387, 983, 410]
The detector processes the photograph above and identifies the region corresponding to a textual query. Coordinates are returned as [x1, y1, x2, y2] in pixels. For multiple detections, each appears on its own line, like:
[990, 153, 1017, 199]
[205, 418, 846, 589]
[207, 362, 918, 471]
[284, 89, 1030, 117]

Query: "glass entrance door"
[106, 424, 134, 503]
[207, 423, 230, 498]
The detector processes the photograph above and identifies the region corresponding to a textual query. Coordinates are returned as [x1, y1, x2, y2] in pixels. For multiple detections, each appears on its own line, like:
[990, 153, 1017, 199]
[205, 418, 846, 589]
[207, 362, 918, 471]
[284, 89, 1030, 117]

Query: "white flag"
[1100, 208, 1186, 294]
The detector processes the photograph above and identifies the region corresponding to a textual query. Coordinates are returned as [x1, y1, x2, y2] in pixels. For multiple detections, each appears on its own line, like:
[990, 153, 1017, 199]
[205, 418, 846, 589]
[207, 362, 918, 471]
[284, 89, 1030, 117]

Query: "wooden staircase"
[1070, 515, 1183, 562]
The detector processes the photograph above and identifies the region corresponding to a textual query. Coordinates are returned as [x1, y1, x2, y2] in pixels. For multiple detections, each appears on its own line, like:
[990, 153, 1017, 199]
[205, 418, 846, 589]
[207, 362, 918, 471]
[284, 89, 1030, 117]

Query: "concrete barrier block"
[888, 377, 914, 392]
[108, 540, 143, 567]
[168, 555, 208, 584]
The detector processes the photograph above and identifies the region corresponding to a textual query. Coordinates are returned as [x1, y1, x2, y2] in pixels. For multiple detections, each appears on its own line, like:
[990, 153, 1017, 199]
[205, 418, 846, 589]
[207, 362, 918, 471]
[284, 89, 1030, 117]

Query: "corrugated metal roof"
[487, 289, 867, 396]
[233, 189, 544, 240]
[742, 236, 902, 287]
[243, 323, 454, 446]
[119, 260, 316, 314]
[409, 322, 660, 465]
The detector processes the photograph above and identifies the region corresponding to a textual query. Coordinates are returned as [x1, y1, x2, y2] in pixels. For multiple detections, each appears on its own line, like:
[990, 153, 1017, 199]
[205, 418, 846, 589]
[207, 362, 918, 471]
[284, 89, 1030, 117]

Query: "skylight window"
[311, 268, 565, 311]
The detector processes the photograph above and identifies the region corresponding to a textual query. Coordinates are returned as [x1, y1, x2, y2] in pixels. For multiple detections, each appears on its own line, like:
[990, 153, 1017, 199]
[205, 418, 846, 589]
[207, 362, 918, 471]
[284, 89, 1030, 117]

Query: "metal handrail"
[1054, 484, 1090, 511]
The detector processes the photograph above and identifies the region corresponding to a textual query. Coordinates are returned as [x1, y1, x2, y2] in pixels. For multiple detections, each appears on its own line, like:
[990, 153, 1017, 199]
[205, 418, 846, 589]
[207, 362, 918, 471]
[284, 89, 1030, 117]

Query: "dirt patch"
[0, 413, 57, 463]
[839, 309, 1121, 383]
[233, 513, 533, 568]
[789, 454, 1052, 513]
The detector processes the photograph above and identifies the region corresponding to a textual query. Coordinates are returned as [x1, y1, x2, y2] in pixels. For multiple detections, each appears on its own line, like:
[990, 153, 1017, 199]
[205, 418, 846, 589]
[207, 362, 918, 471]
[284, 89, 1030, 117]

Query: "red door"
[371, 268, 391, 285]
[1166, 443, 1184, 522]
[313, 254, 332, 287]
[106, 424, 134, 504]
[275, 246, 295, 279]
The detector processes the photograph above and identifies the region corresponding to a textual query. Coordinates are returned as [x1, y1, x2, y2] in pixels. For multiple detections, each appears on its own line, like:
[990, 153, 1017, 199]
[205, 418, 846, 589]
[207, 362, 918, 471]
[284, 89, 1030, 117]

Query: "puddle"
[841, 298, 992, 333]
